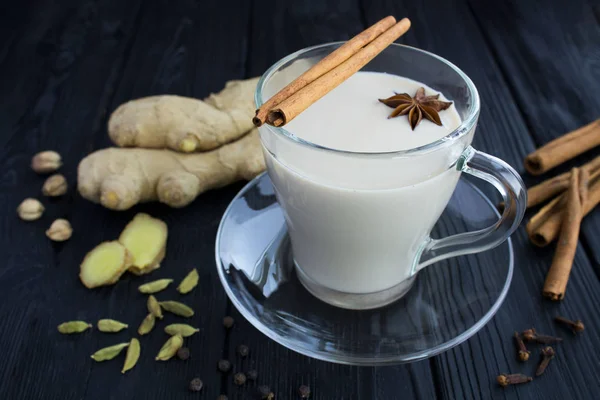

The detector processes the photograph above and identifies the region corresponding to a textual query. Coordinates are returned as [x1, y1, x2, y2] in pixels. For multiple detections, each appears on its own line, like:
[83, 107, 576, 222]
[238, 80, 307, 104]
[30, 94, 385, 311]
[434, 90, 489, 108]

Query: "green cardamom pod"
[91, 342, 129, 362]
[177, 268, 199, 294]
[138, 313, 156, 335]
[155, 334, 183, 361]
[97, 319, 128, 333]
[147, 295, 163, 319]
[57, 321, 92, 334]
[138, 279, 173, 294]
[122, 338, 140, 373]
[164, 323, 200, 337]
[159, 301, 194, 318]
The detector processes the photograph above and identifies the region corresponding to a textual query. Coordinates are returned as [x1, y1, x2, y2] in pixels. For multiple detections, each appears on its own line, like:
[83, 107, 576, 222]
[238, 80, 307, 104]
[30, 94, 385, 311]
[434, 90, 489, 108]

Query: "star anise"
[379, 87, 453, 130]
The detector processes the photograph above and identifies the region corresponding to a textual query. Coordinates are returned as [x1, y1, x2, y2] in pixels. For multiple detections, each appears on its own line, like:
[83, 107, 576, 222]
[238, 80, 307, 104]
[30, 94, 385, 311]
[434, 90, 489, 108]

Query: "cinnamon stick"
[525, 119, 600, 175]
[265, 18, 412, 127]
[528, 168, 600, 247]
[525, 155, 600, 208]
[252, 16, 397, 127]
[543, 168, 587, 300]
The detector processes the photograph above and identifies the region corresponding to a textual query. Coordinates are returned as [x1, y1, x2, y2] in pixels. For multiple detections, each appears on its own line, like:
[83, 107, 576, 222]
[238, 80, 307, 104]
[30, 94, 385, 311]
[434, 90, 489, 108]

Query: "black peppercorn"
[217, 359, 232, 373]
[189, 378, 203, 392]
[223, 316, 234, 329]
[299, 384, 310, 398]
[247, 369, 258, 380]
[177, 347, 190, 360]
[237, 344, 249, 358]
[233, 372, 246, 386]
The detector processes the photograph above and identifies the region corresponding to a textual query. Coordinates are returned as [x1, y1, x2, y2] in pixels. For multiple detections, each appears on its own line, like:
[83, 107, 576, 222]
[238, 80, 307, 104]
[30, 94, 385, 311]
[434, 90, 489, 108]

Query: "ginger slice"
[128, 262, 162, 276]
[119, 213, 167, 273]
[80, 241, 132, 288]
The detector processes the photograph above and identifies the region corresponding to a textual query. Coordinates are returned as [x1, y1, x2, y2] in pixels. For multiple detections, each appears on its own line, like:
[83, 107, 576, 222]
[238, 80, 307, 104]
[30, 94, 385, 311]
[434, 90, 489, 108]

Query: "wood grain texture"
[363, 0, 600, 399]
[0, 0, 251, 398]
[0, 0, 145, 398]
[467, 0, 600, 267]
[1, 0, 599, 399]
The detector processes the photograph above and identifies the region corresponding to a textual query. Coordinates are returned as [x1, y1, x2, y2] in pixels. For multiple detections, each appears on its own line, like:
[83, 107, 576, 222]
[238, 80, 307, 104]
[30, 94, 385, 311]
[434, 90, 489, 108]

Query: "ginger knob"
[42, 174, 68, 197]
[46, 219, 72, 242]
[31, 151, 62, 174]
[17, 198, 45, 221]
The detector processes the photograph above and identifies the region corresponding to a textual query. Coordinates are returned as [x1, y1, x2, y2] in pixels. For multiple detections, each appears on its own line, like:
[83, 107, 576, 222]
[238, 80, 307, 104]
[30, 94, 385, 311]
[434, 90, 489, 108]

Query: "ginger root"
[119, 213, 167, 274]
[78, 129, 265, 210]
[108, 78, 259, 153]
[80, 241, 132, 288]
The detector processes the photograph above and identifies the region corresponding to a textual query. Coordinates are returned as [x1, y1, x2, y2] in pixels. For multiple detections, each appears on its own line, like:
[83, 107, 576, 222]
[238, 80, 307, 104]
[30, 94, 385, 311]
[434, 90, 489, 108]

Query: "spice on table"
[138, 313, 155, 335]
[189, 378, 203, 392]
[46, 219, 73, 242]
[147, 295, 163, 319]
[554, 316, 585, 334]
[97, 319, 128, 333]
[522, 328, 563, 344]
[91, 342, 130, 362]
[17, 198, 44, 221]
[237, 344, 249, 358]
[57, 321, 92, 334]
[524, 119, 600, 176]
[217, 359, 231, 373]
[258, 385, 274, 399]
[164, 323, 200, 337]
[138, 279, 173, 294]
[177, 268, 199, 294]
[32, 150, 62, 174]
[42, 173, 68, 196]
[122, 338, 140, 374]
[159, 300, 194, 318]
[526, 166, 600, 248]
[299, 384, 311, 398]
[233, 372, 246, 386]
[246, 369, 258, 380]
[496, 373, 533, 387]
[513, 331, 530, 362]
[223, 316, 234, 329]
[543, 168, 587, 300]
[177, 347, 190, 360]
[155, 334, 183, 361]
[536, 346, 555, 376]
[521, 155, 600, 209]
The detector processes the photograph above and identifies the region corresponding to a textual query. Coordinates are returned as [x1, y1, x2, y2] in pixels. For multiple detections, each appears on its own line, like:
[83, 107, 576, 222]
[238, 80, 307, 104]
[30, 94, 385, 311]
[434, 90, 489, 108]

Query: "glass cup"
[255, 43, 526, 310]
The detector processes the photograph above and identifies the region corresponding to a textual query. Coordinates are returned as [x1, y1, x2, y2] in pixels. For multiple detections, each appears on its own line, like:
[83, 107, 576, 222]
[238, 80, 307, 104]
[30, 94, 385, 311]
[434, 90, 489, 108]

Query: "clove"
[536, 346, 555, 376]
[513, 331, 530, 362]
[497, 373, 533, 387]
[554, 316, 584, 334]
[522, 328, 562, 344]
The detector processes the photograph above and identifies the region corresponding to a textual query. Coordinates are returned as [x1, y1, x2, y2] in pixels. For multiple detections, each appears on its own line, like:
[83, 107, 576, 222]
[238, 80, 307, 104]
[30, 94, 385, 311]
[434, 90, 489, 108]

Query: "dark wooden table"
[1, 0, 599, 399]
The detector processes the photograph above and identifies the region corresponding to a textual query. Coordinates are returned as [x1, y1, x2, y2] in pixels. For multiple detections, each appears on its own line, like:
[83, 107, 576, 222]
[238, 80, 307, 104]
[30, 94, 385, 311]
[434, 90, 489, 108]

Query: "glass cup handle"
[415, 146, 527, 272]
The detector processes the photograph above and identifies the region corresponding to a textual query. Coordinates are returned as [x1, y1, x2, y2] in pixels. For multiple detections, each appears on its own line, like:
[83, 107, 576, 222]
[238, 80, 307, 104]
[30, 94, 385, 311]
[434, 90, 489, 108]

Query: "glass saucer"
[215, 173, 513, 365]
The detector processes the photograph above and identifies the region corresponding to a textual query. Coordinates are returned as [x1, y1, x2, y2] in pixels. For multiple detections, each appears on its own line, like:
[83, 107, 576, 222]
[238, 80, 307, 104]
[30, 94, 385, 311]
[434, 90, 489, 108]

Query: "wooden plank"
[54, 0, 253, 399]
[362, 0, 600, 399]
[0, 0, 145, 399]
[467, 0, 600, 266]
[237, 2, 438, 400]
